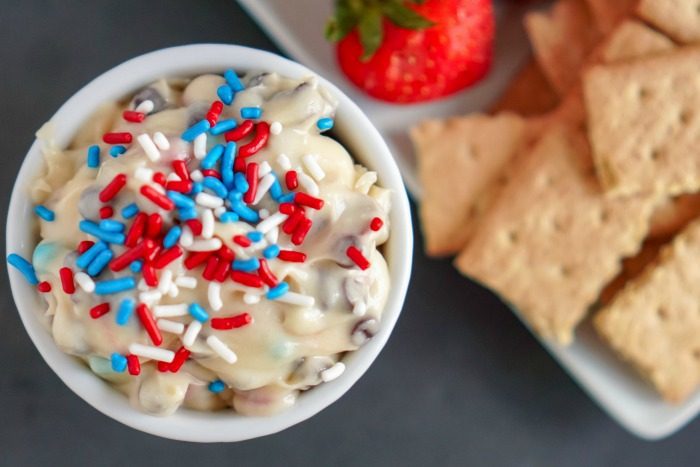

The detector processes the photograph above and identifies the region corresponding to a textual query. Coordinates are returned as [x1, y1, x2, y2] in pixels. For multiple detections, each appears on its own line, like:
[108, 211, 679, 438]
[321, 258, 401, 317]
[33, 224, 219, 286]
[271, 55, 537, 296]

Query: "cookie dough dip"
[7, 69, 391, 416]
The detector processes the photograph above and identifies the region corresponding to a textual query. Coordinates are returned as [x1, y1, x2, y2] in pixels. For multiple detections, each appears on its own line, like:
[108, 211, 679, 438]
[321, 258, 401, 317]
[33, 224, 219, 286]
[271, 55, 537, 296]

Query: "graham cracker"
[584, 45, 700, 197]
[595, 219, 700, 402]
[455, 124, 654, 344]
[585, 0, 637, 34]
[648, 193, 700, 240]
[637, 0, 700, 44]
[599, 19, 674, 63]
[598, 239, 664, 307]
[490, 58, 560, 116]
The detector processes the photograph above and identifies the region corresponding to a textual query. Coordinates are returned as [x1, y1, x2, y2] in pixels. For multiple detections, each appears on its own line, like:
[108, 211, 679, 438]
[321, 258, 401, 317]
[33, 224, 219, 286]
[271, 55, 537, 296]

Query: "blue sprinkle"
[181, 119, 211, 142]
[269, 177, 284, 200]
[87, 249, 113, 277]
[99, 219, 125, 232]
[34, 205, 55, 222]
[228, 190, 243, 203]
[110, 353, 127, 373]
[167, 190, 196, 209]
[203, 177, 228, 198]
[7, 253, 39, 285]
[79, 220, 125, 245]
[94, 276, 136, 295]
[210, 119, 237, 136]
[317, 117, 334, 131]
[240, 107, 262, 119]
[76, 241, 107, 269]
[222, 142, 236, 189]
[208, 379, 226, 393]
[200, 144, 225, 170]
[163, 226, 182, 248]
[231, 201, 259, 223]
[232, 257, 260, 272]
[188, 303, 209, 322]
[263, 244, 280, 259]
[266, 282, 289, 300]
[179, 207, 198, 221]
[109, 145, 127, 157]
[224, 69, 245, 92]
[219, 212, 239, 223]
[121, 203, 139, 219]
[233, 172, 248, 193]
[129, 260, 143, 273]
[277, 192, 296, 204]
[189, 182, 203, 196]
[115, 298, 135, 326]
[247, 231, 263, 242]
[87, 145, 100, 168]
[217, 84, 233, 105]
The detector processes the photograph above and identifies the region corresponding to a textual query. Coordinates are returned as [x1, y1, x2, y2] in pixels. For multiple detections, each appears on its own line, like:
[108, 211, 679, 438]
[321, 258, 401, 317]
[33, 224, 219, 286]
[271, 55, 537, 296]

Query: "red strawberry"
[326, 0, 495, 104]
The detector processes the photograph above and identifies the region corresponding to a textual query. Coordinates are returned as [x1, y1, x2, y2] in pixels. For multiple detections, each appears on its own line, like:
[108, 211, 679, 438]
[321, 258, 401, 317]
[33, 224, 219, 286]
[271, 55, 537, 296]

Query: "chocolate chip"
[351, 318, 379, 346]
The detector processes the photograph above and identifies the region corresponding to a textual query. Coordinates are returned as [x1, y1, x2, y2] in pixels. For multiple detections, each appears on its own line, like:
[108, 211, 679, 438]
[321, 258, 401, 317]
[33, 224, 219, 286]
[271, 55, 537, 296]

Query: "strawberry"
[325, 0, 495, 104]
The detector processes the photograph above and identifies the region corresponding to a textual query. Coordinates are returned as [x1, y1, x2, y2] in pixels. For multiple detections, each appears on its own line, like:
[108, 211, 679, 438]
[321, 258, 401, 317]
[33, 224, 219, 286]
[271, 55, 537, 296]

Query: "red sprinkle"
[142, 263, 159, 287]
[201, 169, 221, 180]
[125, 212, 148, 247]
[231, 270, 263, 288]
[110, 239, 154, 272]
[294, 192, 324, 210]
[37, 281, 52, 293]
[59, 267, 75, 294]
[185, 219, 203, 236]
[140, 185, 175, 211]
[202, 256, 220, 281]
[277, 250, 307, 263]
[282, 209, 305, 235]
[99, 173, 127, 202]
[165, 180, 192, 193]
[370, 217, 384, 231]
[346, 246, 370, 270]
[258, 258, 278, 287]
[77, 240, 95, 254]
[214, 258, 231, 282]
[218, 245, 235, 261]
[291, 218, 313, 245]
[136, 304, 163, 346]
[89, 302, 110, 319]
[234, 157, 246, 172]
[239, 122, 270, 158]
[146, 213, 163, 238]
[169, 346, 191, 373]
[157, 361, 170, 372]
[243, 162, 258, 204]
[278, 202, 296, 215]
[144, 243, 161, 263]
[123, 110, 145, 123]
[152, 172, 167, 186]
[172, 160, 190, 181]
[126, 354, 141, 375]
[224, 119, 254, 142]
[153, 246, 183, 269]
[210, 313, 252, 330]
[102, 132, 132, 144]
[184, 251, 212, 270]
[285, 170, 298, 190]
[99, 206, 114, 219]
[233, 235, 252, 247]
[206, 101, 224, 126]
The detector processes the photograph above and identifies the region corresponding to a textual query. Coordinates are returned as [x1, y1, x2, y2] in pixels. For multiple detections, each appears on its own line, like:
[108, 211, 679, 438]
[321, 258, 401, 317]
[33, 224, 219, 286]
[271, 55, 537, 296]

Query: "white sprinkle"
[355, 171, 378, 194]
[137, 278, 149, 291]
[187, 238, 222, 252]
[321, 362, 345, 382]
[135, 99, 154, 114]
[153, 303, 189, 317]
[206, 335, 238, 364]
[157, 269, 173, 294]
[157, 319, 185, 335]
[167, 283, 179, 298]
[256, 212, 288, 234]
[303, 154, 325, 181]
[74, 272, 95, 293]
[174, 275, 197, 289]
[275, 291, 315, 307]
[179, 225, 194, 247]
[252, 173, 276, 205]
[129, 343, 175, 363]
[298, 171, 320, 196]
[134, 167, 154, 183]
[137, 133, 161, 162]
[208, 282, 223, 312]
[259, 209, 270, 219]
[166, 172, 181, 182]
[243, 293, 261, 305]
[258, 161, 272, 178]
[193, 133, 207, 159]
[153, 131, 170, 150]
[139, 290, 163, 305]
[265, 226, 279, 244]
[182, 320, 202, 348]
[196, 192, 224, 209]
[270, 121, 283, 135]
[190, 169, 204, 182]
[214, 206, 226, 217]
[277, 153, 291, 171]
[353, 301, 367, 317]
[201, 209, 215, 239]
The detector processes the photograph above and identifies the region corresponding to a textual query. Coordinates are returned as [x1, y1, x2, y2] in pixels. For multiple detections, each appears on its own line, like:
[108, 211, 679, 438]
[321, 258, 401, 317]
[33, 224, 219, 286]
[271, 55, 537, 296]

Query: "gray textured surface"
[1, 1, 699, 465]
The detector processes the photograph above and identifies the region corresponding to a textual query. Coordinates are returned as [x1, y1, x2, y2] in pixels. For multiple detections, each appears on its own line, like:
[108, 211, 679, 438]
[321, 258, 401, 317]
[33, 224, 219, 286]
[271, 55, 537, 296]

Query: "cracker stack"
[411, 0, 700, 402]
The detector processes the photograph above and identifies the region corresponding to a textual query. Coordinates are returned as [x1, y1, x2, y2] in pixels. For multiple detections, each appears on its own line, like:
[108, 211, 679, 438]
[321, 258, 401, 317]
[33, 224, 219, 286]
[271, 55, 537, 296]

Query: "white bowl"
[5, 44, 413, 442]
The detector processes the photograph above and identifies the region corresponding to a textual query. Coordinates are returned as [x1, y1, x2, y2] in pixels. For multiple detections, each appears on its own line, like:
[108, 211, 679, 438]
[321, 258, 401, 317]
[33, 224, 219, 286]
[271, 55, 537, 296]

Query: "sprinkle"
[274, 291, 315, 307]
[166, 190, 196, 209]
[182, 320, 202, 348]
[167, 284, 179, 297]
[99, 206, 114, 219]
[94, 276, 136, 295]
[58, 267, 75, 294]
[220, 212, 239, 223]
[297, 172, 319, 196]
[188, 238, 223, 252]
[126, 354, 141, 375]
[137, 304, 163, 345]
[224, 69, 245, 91]
[172, 160, 190, 181]
[321, 362, 345, 382]
[239, 122, 270, 158]
[277, 153, 291, 170]
[258, 258, 278, 287]
[263, 244, 280, 259]
[200, 144, 224, 169]
[157, 319, 185, 335]
[217, 84, 233, 105]
[86, 249, 114, 276]
[179, 226, 194, 247]
[233, 172, 249, 194]
[221, 142, 236, 189]
[34, 205, 55, 222]
[175, 275, 197, 289]
[266, 282, 289, 300]
[225, 120, 255, 142]
[240, 107, 262, 119]
[277, 250, 307, 262]
[76, 241, 107, 269]
[179, 206, 198, 220]
[181, 119, 211, 142]
[130, 260, 143, 273]
[256, 212, 288, 234]
[137, 133, 161, 162]
[37, 281, 52, 293]
[118, 204, 138, 221]
[87, 145, 100, 168]
[168, 346, 191, 372]
[270, 121, 283, 135]
[211, 119, 237, 135]
[208, 380, 226, 393]
[210, 313, 252, 330]
[140, 185, 175, 210]
[135, 99, 154, 114]
[111, 353, 127, 372]
[124, 213, 147, 247]
[103, 132, 132, 144]
[100, 219, 125, 232]
[252, 173, 276, 205]
[153, 303, 189, 318]
[316, 117, 334, 131]
[203, 177, 228, 198]
[214, 257, 232, 282]
[265, 226, 279, 244]
[295, 192, 324, 210]
[157, 269, 173, 294]
[152, 246, 183, 270]
[303, 154, 325, 181]
[370, 217, 384, 231]
[184, 251, 211, 269]
[166, 180, 193, 193]
[206, 335, 237, 364]
[208, 282, 223, 311]
[202, 256, 220, 281]
[244, 163, 259, 204]
[89, 302, 110, 319]
[233, 258, 259, 272]
[193, 133, 207, 159]
[190, 169, 204, 182]
[282, 210, 305, 235]
[285, 170, 299, 191]
[142, 264, 158, 287]
[109, 239, 152, 272]
[153, 132, 170, 150]
[346, 246, 370, 270]
[134, 167, 154, 183]
[233, 235, 252, 247]
[277, 192, 296, 203]
[206, 101, 224, 126]
[231, 270, 264, 288]
[291, 218, 313, 245]
[195, 192, 224, 209]
[77, 241, 95, 254]
[128, 343, 175, 363]
[198, 210, 214, 240]
[243, 293, 261, 304]
[99, 173, 127, 202]
[163, 226, 182, 248]
[247, 231, 263, 242]
[116, 298, 136, 326]
[109, 145, 127, 157]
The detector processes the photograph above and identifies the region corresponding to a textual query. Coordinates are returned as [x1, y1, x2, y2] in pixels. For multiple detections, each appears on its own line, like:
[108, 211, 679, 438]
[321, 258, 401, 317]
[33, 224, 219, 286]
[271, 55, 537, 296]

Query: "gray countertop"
[1, 1, 698, 465]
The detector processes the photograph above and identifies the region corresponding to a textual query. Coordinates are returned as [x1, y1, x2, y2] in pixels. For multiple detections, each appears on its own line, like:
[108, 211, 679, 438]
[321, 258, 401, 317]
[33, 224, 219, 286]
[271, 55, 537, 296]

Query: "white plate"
[237, 0, 700, 439]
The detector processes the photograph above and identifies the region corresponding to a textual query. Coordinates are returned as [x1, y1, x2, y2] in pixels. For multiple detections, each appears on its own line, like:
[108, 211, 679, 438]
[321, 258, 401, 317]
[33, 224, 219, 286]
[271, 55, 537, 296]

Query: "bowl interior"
[5, 44, 413, 442]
